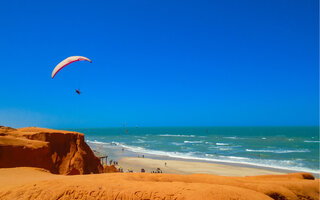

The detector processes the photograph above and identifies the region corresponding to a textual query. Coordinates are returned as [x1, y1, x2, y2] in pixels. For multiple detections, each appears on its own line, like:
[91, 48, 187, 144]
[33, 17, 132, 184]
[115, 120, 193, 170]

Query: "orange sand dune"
[0, 167, 318, 200]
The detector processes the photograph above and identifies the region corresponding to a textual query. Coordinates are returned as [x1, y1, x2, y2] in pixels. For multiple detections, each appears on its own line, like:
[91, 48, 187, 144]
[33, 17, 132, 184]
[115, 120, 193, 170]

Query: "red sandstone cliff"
[0, 126, 103, 175]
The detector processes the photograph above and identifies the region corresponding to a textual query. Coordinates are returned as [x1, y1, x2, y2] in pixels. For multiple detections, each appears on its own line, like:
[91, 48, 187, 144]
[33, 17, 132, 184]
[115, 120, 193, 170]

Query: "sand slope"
[0, 167, 318, 200]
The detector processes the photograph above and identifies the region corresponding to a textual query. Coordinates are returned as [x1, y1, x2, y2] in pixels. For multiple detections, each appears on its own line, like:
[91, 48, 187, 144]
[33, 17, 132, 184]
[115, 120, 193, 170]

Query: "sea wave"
[132, 139, 145, 144]
[245, 149, 310, 153]
[223, 136, 238, 139]
[171, 142, 185, 146]
[223, 136, 247, 140]
[216, 143, 228, 146]
[184, 140, 203, 144]
[218, 147, 233, 151]
[219, 155, 249, 160]
[158, 134, 195, 137]
[205, 154, 248, 160]
[86, 140, 109, 145]
[304, 140, 320, 143]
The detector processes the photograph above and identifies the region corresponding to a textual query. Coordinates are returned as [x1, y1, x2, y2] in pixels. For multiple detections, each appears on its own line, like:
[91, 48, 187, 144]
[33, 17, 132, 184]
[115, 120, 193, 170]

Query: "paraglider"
[51, 56, 92, 95]
[51, 56, 92, 79]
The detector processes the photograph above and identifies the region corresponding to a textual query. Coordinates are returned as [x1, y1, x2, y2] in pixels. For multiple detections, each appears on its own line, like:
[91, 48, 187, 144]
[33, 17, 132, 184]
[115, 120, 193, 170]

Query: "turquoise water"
[68, 127, 319, 174]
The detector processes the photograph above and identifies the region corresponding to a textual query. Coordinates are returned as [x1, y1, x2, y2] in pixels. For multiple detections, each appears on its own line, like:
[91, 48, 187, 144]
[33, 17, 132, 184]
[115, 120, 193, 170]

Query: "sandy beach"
[118, 157, 284, 176]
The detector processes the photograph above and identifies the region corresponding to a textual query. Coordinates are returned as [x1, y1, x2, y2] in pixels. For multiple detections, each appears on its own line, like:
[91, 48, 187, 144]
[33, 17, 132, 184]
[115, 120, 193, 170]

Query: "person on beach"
[165, 162, 167, 167]
[118, 167, 123, 172]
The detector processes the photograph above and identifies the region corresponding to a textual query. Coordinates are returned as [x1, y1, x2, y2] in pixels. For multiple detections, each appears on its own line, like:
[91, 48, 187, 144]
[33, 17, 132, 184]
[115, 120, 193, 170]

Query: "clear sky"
[0, 0, 318, 128]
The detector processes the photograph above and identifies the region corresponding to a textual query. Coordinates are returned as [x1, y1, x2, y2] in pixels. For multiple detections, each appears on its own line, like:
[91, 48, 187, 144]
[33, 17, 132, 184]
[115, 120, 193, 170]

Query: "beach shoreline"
[117, 157, 285, 176]
[89, 143, 320, 177]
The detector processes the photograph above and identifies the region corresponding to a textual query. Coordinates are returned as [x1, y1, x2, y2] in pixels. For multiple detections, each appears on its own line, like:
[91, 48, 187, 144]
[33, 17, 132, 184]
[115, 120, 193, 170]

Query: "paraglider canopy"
[51, 56, 92, 79]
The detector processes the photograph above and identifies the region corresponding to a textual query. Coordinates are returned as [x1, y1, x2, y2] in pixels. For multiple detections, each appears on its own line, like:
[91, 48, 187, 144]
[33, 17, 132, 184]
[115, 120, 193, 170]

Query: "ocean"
[67, 127, 319, 175]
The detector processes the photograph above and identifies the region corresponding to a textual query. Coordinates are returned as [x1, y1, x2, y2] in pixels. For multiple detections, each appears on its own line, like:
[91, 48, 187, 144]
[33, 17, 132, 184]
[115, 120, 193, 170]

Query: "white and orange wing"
[51, 56, 92, 78]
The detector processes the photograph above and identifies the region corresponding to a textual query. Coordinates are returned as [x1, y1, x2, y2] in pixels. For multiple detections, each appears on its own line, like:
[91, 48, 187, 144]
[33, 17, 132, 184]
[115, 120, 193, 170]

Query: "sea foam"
[245, 149, 310, 153]
[159, 134, 195, 137]
[184, 141, 203, 144]
[216, 143, 229, 146]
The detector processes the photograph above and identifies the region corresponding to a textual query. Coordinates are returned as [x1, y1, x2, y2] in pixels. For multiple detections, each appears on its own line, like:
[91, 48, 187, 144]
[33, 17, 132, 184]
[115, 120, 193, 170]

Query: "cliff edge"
[0, 126, 103, 175]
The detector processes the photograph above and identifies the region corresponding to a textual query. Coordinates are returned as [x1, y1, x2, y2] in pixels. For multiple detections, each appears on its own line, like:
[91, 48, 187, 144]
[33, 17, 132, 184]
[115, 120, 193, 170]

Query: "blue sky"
[0, 0, 318, 128]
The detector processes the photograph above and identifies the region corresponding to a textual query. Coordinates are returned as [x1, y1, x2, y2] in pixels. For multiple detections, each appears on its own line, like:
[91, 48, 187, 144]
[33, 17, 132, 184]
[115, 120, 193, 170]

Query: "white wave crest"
[171, 142, 185, 146]
[246, 149, 310, 153]
[86, 140, 109, 145]
[184, 140, 203, 144]
[132, 139, 145, 144]
[304, 140, 320, 143]
[218, 147, 232, 151]
[223, 136, 237, 139]
[158, 134, 195, 137]
[216, 143, 228, 146]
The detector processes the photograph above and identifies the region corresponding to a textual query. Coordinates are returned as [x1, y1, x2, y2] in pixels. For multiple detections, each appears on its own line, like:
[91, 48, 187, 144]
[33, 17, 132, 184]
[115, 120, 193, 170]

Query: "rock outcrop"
[0, 126, 103, 175]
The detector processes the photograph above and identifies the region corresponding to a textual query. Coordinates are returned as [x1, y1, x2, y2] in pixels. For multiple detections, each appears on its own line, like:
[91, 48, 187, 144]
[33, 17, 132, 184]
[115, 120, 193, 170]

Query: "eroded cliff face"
[0, 126, 103, 175]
